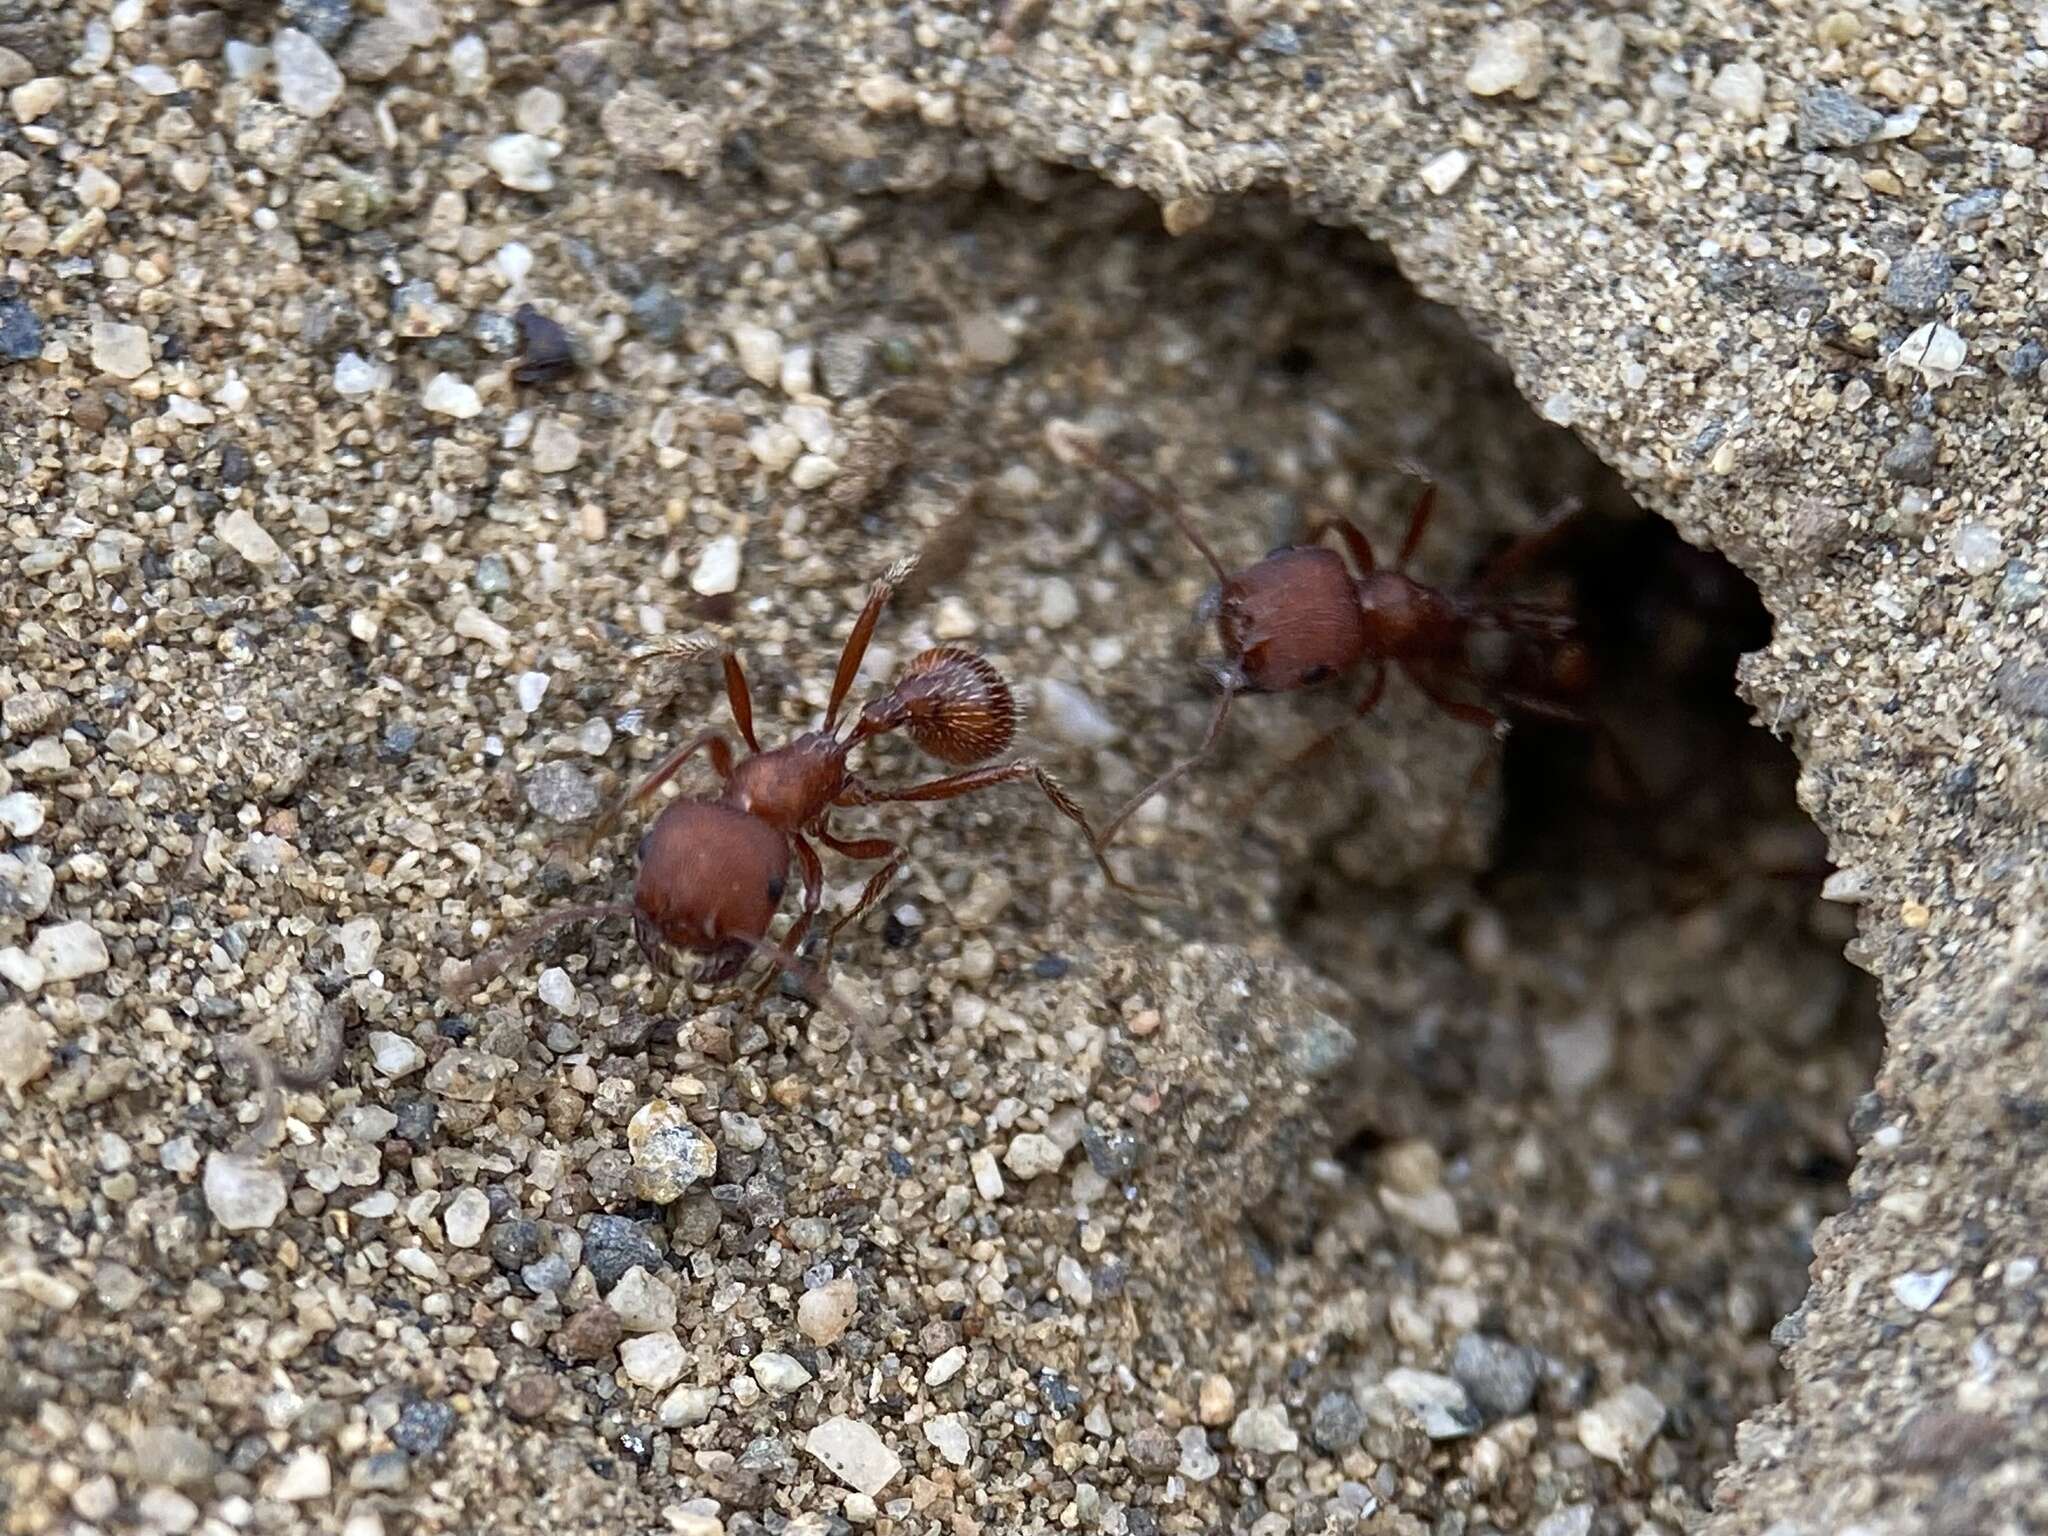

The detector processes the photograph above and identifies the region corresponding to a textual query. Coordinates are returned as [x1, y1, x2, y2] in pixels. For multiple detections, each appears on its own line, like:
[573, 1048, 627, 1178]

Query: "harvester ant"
[445, 556, 1130, 1010]
[1048, 422, 1597, 849]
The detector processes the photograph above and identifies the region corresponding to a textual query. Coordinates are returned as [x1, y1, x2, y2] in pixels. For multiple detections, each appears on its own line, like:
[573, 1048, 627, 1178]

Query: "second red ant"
[1049, 423, 1598, 849]
[446, 556, 1132, 1012]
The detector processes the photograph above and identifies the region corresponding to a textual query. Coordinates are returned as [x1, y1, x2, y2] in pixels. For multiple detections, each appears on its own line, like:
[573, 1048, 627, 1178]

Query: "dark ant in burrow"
[1048, 422, 1602, 849]
[443, 555, 1133, 1012]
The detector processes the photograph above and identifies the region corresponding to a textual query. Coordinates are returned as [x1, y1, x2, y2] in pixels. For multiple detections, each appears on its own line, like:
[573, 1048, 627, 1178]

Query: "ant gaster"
[1049, 423, 1594, 847]
[446, 556, 1131, 1007]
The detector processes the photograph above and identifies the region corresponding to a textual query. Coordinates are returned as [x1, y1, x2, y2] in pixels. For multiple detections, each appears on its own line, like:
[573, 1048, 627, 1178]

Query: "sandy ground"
[1, 2, 2037, 1533]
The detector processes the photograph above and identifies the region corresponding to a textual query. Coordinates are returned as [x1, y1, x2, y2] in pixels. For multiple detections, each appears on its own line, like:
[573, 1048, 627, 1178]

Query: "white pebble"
[0, 792, 46, 837]
[204, 1152, 288, 1231]
[1891, 1266, 1954, 1312]
[731, 323, 783, 386]
[1576, 1384, 1666, 1465]
[495, 241, 534, 287]
[1228, 1404, 1299, 1455]
[0, 948, 45, 992]
[1464, 20, 1550, 98]
[751, 1351, 813, 1394]
[530, 417, 581, 474]
[267, 1449, 331, 1502]
[1037, 577, 1079, 629]
[621, 1330, 687, 1390]
[443, 1186, 490, 1248]
[925, 1344, 966, 1386]
[923, 1413, 972, 1467]
[30, 920, 109, 982]
[969, 1148, 1005, 1202]
[514, 86, 564, 136]
[0, 1010, 53, 1098]
[1709, 60, 1766, 120]
[333, 351, 391, 398]
[1177, 1424, 1219, 1481]
[1381, 1368, 1478, 1439]
[1003, 1132, 1064, 1180]
[690, 534, 743, 596]
[658, 1383, 717, 1427]
[537, 966, 578, 1013]
[789, 453, 839, 489]
[805, 1415, 902, 1497]
[484, 133, 558, 192]
[608, 1266, 679, 1332]
[1036, 678, 1121, 749]
[367, 1031, 423, 1077]
[1953, 523, 2003, 576]
[422, 372, 481, 418]
[515, 672, 550, 713]
[952, 868, 1012, 929]
[1056, 1253, 1093, 1309]
[90, 321, 151, 380]
[748, 423, 802, 471]
[127, 63, 179, 96]
[272, 28, 344, 118]
[447, 35, 488, 94]
[217, 507, 283, 568]
[338, 916, 381, 976]
[578, 718, 613, 756]
[798, 1275, 857, 1344]
[1418, 149, 1471, 195]
[1887, 322, 1968, 388]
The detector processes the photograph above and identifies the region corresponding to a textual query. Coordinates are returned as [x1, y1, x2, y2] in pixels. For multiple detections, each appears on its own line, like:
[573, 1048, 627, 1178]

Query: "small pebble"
[1003, 1132, 1064, 1180]
[1450, 1333, 1540, 1420]
[798, 1274, 857, 1344]
[1197, 1375, 1236, 1426]
[752, 1351, 813, 1394]
[333, 352, 391, 397]
[952, 869, 1012, 929]
[1797, 85, 1884, 150]
[31, 920, 109, 982]
[338, 916, 381, 976]
[731, 323, 783, 387]
[1881, 424, 1938, 485]
[90, 321, 151, 380]
[607, 1266, 679, 1332]
[1036, 678, 1121, 749]
[0, 298, 42, 363]
[512, 305, 576, 384]
[1954, 524, 2003, 576]
[627, 1099, 718, 1201]
[281, 0, 352, 46]
[1887, 322, 1967, 389]
[805, 1415, 902, 1497]
[924, 1413, 972, 1467]
[273, 28, 345, 117]
[447, 33, 487, 93]
[1056, 1253, 1094, 1309]
[1464, 20, 1549, 99]
[1419, 149, 1471, 195]
[1228, 1404, 1298, 1455]
[958, 313, 1018, 370]
[1708, 60, 1766, 120]
[690, 535, 743, 596]
[422, 373, 482, 418]
[217, 507, 284, 568]
[268, 1449, 332, 1502]
[525, 761, 600, 821]
[925, 1344, 967, 1386]
[659, 1384, 717, 1427]
[203, 1152, 288, 1231]
[1944, 187, 2002, 229]
[1535, 1506, 1595, 1536]
[1892, 1266, 1954, 1311]
[629, 286, 685, 343]
[1576, 1384, 1666, 1465]
[969, 1148, 1004, 1201]
[485, 133, 558, 193]
[1381, 1369, 1481, 1439]
[554, 1303, 623, 1361]
[1310, 1390, 1366, 1453]
[443, 1186, 490, 1248]
[1885, 248, 1954, 317]
[1176, 1425, 1219, 1482]
[0, 792, 46, 837]
[536, 966, 577, 1014]
[620, 1330, 687, 1390]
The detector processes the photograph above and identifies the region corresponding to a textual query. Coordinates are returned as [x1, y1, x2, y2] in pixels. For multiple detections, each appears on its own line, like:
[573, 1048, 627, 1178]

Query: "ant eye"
[767, 875, 786, 903]
[636, 831, 653, 863]
[1300, 663, 1333, 685]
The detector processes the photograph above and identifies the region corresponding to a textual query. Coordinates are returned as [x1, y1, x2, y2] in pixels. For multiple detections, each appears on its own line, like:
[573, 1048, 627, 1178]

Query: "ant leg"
[722, 651, 761, 753]
[1395, 483, 1439, 570]
[1472, 497, 1587, 594]
[751, 834, 824, 1000]
[824, 554, 919, 732]
[819, 834, 909, 945]
[839, 761, 1139, 897]
[1300, 517, 1378, 575]
[1403, 664, 1506, 734]
[1094, 685, 1236, 850]
[1230, 664, 1387, 817]
[1048, 424, 1232, 582]
[576, 730, 735, 852]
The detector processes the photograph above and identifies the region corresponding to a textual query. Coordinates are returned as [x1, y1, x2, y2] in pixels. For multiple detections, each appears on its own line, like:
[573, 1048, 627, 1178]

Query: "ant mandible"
[1048, 422, 1594, 849]
[446, 555, 1132, 1008]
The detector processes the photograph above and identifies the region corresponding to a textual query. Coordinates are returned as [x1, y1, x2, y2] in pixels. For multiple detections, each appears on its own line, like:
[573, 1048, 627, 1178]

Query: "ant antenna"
[728, 931, 876, 1033]
[441, 900, 638, 1001]
[1046, 420, 1232, 583]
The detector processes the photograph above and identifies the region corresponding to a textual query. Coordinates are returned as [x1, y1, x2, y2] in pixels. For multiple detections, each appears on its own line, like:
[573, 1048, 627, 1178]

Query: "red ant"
[445, 556, 1131, 1011]
[1048, 423, 1597, 848]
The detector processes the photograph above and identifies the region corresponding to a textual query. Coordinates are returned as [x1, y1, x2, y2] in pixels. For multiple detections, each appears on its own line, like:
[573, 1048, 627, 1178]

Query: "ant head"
[1217, 547, 1371, 693]
[633, 799, 791, 957]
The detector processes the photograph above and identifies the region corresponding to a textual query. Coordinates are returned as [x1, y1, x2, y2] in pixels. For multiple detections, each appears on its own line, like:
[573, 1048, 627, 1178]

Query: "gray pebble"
[525, 761, 600, 821]
[390, 1398, 455, 1457]
[1998, 561, 2044, 613]
[475, 552, 512, 594]
[1796, 86, 1883, 151]
[629, 286, 685, 344]
[520, 1254, 571, 1294]
[0, 298, 43, 363]
[1884, 249, 1954, 317]
[1081, 1123, 1142, 1180]
[2002, 340, 2044, 381]
[583, 1213, 663, 1289]
[819, 332, 876, 398]
[1310, 1390, 1366, 1453]
[1449, 1333, 1540, 1421]
[1881, 424, 1937, 485]
[1942, 187, 2002, 229]
[1993, 658, 2048, 719]
[281, 0, 352, 48]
